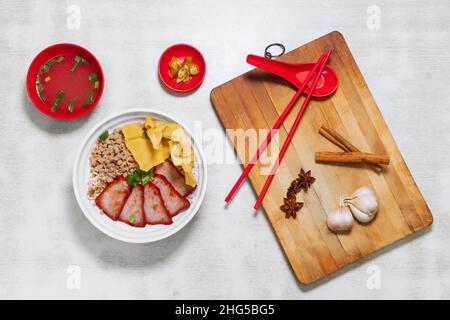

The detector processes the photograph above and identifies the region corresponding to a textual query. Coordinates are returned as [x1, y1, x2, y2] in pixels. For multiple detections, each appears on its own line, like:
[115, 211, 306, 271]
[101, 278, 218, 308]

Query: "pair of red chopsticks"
[225, 49, 332, 209]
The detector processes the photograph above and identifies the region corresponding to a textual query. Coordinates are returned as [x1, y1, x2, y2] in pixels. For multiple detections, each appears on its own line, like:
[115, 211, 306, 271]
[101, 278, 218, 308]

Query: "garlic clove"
[346, 203, 374, 223]
[343, 186, 378, 223]
[326, 205, 354, 233]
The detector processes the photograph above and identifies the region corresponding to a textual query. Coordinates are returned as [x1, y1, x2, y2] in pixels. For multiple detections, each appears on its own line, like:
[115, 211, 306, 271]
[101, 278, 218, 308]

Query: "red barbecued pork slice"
[95, 177, 132, 221]
[119, 184, 146, 227]
[143, 182, 172, 225]
[152, 174, 190, 216]
[154, 160, 195, 196]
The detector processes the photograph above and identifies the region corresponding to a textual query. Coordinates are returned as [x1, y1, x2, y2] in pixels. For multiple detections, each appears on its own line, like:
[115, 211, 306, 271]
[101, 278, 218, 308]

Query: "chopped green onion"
[70, 61, 80, 72]
[141, 172, 153, 185]
[89, 73, 98, 81]
[68, 101, 74, 113]
[81, 91, 95, 107]
[56, 56, 64, 63]
[70, 55, 83, 72]
[46, 59, 56, 67]
[68, 97, 78, 113]
[36, 76, 41, 85]
[81, 58, 90, 66]
[98, 130, 109, 141]
[40, 64, 50, 73]
[37, 83, 44, 93]
[68, 101, 74, 112]
[94, 81, 99, 89]
[38, 92, 46, 102]
[128, 215, 136, 224]
[51, 90, 65, 112]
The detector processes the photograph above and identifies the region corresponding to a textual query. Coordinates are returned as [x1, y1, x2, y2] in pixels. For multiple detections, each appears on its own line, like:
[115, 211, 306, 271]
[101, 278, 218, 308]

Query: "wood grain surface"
[210, 31, 433, 284]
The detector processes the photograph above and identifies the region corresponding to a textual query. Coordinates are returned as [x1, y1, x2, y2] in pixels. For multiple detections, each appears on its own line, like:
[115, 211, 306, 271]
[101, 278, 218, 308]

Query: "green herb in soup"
[51, 90, 65, 112]
[82, 91, 94, 107]
[40, 64, 49, 74]
[38, 92, 46, 102]
[37, 83, 44, 93]
[70, 55, 82, 72]
[68, 97, 78, 113]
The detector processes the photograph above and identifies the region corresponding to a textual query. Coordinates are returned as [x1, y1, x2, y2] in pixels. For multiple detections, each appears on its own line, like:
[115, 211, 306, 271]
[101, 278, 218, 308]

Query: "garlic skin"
[343, 187, 378, 223]
[327, 205, 354, 233]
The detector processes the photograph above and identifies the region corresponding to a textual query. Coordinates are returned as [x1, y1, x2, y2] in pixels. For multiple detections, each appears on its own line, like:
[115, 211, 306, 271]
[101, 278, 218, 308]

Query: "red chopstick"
[253, 49, 332, 209]
[224, 54, 326, 203]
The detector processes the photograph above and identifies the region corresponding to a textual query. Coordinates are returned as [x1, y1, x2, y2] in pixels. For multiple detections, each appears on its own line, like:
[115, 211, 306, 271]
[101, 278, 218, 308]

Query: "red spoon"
[246, 54, 338, 97]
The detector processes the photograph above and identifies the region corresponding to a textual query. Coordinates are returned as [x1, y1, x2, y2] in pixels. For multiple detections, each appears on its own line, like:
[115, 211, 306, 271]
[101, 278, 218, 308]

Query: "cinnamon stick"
[320, 125, 359, 152]
[318, 125, 385, 171]
[315, 151, 390, 166]
[319, 128, 350, 152]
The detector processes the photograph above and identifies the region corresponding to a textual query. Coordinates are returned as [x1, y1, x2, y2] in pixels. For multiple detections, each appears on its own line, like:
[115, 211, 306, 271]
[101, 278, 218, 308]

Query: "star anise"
[296, 168, 315, 192]
[280, 194, 303, 219]
[287, 179, 302, 196]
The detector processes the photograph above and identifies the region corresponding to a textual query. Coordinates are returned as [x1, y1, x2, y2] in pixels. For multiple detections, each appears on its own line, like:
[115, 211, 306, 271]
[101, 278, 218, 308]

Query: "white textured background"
[1, 0, 449, 299]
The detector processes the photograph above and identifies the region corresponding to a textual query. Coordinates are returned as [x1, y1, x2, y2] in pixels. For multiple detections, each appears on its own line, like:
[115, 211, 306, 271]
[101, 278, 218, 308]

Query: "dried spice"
[296, 168, 315, 192]
[280, 195, 303, 219]
[282, 168, 315, 219]
[287, 179, 301, 197]
[287, 168, 316, 196]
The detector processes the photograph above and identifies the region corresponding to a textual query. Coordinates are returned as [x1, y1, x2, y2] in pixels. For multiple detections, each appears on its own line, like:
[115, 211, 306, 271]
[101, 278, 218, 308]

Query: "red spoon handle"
[246, 54, 299, 86]
[253, 50, 332, 209]
[224, 54, 325, 203]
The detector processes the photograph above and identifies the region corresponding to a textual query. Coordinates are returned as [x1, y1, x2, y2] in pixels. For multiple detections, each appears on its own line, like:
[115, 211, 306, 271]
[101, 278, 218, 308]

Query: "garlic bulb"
[343, 187, 378, 223]
[327, 204, 353, 233]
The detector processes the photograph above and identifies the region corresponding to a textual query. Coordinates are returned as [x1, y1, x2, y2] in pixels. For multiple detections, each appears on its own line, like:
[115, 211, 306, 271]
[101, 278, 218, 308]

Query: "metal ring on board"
[264, 43, 285, 59]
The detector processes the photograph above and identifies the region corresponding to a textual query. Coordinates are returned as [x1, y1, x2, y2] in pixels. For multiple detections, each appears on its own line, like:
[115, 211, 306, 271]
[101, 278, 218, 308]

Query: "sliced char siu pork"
[95, 177, 132, 220]
[154, 160, 195, 196]
[152, 174, 190, 216]
[119, 184, 145, 227]
[143, 182, 173, 225]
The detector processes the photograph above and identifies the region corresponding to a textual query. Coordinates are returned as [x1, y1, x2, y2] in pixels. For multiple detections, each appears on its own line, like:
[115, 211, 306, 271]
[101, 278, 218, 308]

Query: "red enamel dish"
[158, 44, 206, 93]
[26, 43, 104, 121]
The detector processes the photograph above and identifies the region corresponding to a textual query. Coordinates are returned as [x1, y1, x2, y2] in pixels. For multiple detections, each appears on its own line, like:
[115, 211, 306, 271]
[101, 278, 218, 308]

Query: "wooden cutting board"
[210, 31, 433, 284]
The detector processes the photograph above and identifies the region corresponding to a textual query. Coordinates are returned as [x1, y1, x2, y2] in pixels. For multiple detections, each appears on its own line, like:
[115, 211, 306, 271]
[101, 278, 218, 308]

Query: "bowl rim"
[72, 108, 208, 243]
[26, 43, 104, 121]
[158, 43, 206, 93]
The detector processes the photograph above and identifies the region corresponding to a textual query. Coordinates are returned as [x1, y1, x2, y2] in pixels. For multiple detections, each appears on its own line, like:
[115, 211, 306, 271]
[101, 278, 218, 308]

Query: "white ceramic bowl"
[72, 109, 207, 243]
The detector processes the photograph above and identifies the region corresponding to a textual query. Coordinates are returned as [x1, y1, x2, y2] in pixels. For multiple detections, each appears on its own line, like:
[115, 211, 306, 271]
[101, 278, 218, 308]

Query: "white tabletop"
[1, 0, 449, 299]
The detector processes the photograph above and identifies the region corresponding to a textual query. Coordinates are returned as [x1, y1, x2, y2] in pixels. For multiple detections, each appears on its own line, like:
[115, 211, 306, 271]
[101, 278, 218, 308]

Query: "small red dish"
[158, 44, 206, 93]
[26, 43, 104, 121]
